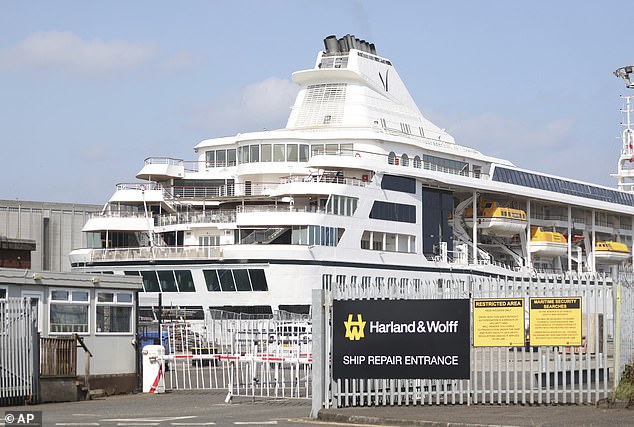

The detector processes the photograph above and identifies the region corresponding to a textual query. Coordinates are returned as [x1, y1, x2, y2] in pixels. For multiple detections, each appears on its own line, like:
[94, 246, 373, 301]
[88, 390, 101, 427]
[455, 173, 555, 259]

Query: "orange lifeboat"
[529, 227, 568, 257]
[464, 201, 527, 237]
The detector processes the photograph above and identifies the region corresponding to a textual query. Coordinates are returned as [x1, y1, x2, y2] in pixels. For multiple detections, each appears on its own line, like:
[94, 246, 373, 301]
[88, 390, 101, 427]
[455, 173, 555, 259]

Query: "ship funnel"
[323, 34, 378, 56]
[324, 35, 340, 54]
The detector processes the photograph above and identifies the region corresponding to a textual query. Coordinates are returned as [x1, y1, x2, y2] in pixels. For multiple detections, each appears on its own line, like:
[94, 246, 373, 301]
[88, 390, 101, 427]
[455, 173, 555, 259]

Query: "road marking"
[102, 417, 195, 422]
[170, 423, 216, 426]
[116, 424, 159, 426]
[56, 424, 100, 426]
[234, 422, 278, 425]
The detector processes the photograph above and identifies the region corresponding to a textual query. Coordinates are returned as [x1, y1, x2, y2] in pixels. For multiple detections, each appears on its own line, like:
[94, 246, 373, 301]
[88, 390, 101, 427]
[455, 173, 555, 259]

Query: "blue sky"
[0, 1, 631, 204]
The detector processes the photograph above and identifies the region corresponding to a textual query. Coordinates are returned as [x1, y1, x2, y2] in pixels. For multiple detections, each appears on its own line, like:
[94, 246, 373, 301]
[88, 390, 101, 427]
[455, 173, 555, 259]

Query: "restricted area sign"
[473, 298, 525, 347]
[529, 297, 582, 346]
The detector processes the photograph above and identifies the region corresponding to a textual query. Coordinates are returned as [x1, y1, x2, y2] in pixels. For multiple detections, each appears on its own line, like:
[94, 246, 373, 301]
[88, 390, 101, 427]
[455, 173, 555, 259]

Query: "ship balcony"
[82, 245, 225, 263]
[136, 157, 186, 180]
[83, 211, 152, 232]
[161, 174, 370, 202]
[156, 210, 237, 227]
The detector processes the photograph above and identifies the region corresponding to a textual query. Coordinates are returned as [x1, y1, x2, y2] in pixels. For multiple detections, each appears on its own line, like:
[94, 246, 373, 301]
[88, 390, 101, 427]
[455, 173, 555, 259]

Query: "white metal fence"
[0, 298, 38, 406]
[159, 310, 312, 399]
[314, 273, 634, 408]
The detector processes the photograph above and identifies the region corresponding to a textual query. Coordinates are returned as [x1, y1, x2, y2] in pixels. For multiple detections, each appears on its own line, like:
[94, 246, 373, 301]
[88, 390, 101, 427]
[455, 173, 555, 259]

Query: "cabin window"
[227, 149, 236, 166]
[299, 144, 310, 161]
[413, 156, 422, 168]
[340, 143, 353, 156]
[158, 271, 177, 292]
[311, 144, 324, 156]
[238, 146, 247, 163]
[49, 289, 90, 334]
[216, 150, 226, 167]
[250, 145, 259, 163]
[388, 152, 396, 165]
[273, 144, 285, 162]
[233, 269, 251, 291]
[249, 269, 268, 291]
[205, 151, 215, 167]
[325, 144, 338, 155]
[218, 269, 236, 291]
[204, 270, 221, 292]
[175, 270, 196, 292]
[261, 144, 272, 162]
[96, 291, 133, 334]
[287, 144, 299, 162]
[141, 271, 160, 292]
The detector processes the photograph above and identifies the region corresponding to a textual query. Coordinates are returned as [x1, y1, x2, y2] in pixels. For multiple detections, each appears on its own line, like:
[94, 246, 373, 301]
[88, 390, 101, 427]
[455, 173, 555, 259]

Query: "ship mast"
[613, 66, 634, 192]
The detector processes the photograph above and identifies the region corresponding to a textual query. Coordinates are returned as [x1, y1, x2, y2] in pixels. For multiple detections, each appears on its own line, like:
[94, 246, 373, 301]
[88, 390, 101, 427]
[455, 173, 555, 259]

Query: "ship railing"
[89, 245, 223, 262]
[156, 210, 237, 226]
[88, 210, 148, 219]
[279, 174, 368, 187]
[115, 182, 164, 191]
[530, 213, 587, 223]
[477, 258, 520, 271]
[143, 157, 184, 167]
[166, 182, 277, 199]
[236, 205, 325, 214]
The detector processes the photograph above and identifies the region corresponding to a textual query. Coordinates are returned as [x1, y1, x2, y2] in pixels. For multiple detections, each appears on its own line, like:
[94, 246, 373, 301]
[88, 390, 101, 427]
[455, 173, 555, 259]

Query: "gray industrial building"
[0, 200, 101, 272]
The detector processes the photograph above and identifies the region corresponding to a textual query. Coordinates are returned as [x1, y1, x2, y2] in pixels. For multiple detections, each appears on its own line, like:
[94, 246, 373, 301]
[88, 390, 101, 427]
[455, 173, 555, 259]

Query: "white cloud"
[0, 31, 158, 77]
[191, 77, 299, 134]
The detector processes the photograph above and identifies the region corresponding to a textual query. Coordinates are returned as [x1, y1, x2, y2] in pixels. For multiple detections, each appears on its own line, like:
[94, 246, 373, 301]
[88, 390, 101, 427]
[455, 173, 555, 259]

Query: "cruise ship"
[69, 34, 634, 320]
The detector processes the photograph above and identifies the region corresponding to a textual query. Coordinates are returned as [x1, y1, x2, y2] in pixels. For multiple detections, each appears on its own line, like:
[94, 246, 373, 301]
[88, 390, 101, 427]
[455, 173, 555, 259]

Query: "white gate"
[0, 298, 38, 406]
[313, 273, 634, 408]
[161, 310, 312, 399]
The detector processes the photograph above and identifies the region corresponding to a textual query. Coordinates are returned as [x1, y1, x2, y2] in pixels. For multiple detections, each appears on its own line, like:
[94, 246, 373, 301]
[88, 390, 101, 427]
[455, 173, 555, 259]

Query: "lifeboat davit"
[594, 241, 630, 264]
[464, 201, 527, 237]
[530, 227, 568, 257]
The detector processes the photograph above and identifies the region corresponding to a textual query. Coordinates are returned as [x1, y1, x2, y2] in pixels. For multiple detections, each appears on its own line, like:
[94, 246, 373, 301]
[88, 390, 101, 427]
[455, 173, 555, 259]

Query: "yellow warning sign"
[473, 298, 525, 347]
[529, 297, 582, 346]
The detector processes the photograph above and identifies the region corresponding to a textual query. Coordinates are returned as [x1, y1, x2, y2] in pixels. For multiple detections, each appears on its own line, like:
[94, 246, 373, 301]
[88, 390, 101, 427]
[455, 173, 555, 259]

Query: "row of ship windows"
[361, 231, 416, 253]
[205, 143, 354, 167]
[388, 152, 470, 176]
[493, 167, 634, 207]
[122, 269, 269, 293]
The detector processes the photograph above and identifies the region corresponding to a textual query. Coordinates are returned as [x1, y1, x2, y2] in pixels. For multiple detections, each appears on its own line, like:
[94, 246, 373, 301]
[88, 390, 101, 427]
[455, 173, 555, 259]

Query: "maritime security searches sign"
[332, 299, 470, 379]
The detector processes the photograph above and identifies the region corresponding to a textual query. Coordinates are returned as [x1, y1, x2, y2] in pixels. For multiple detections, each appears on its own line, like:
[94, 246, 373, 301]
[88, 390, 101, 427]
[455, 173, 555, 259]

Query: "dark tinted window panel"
[138, 307, 155, 322]
[177, 306, 204, 320]
[370, 201, 416, 223]
[203, 270, 221, 292]
[218, 269, 236, 291]
[249, 269, 268, 291]
[141, 271, 160, 292]
[209, 305, 273, 316]
[158, 271, 177, 292]
[492, 166, 634, 207]
[124, 271, 140, 276]
[175, 270, 195, 292]
[381, 175, 416, 194]
[278, 305, 310, 315]
[233, 269, 251, 291]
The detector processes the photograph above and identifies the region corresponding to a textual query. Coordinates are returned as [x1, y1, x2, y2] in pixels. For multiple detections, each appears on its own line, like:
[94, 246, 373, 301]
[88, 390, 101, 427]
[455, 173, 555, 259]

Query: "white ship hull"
[70, 34, 634, 314]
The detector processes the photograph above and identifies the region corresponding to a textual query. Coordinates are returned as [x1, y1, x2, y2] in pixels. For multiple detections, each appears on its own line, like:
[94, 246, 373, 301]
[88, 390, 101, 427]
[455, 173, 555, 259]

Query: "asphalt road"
[1, 390, 322, 427]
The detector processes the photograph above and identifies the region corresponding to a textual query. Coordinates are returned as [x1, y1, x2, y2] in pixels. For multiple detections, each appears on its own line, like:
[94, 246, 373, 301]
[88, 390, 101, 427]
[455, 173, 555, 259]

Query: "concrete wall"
[0, 200, 101, 272]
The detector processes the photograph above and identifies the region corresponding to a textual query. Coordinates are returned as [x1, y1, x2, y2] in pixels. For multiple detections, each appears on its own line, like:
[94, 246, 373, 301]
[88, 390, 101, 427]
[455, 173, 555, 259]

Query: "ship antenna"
[613, 66, 634, 192]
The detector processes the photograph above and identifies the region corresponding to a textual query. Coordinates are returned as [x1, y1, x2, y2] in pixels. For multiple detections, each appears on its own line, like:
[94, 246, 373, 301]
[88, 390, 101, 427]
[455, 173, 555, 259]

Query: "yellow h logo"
[344, 314, 366, 341]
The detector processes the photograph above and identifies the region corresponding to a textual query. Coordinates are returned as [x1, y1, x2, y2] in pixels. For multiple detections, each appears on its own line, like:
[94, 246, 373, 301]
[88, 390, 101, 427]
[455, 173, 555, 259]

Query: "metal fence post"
[310, 289, 325, 419]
